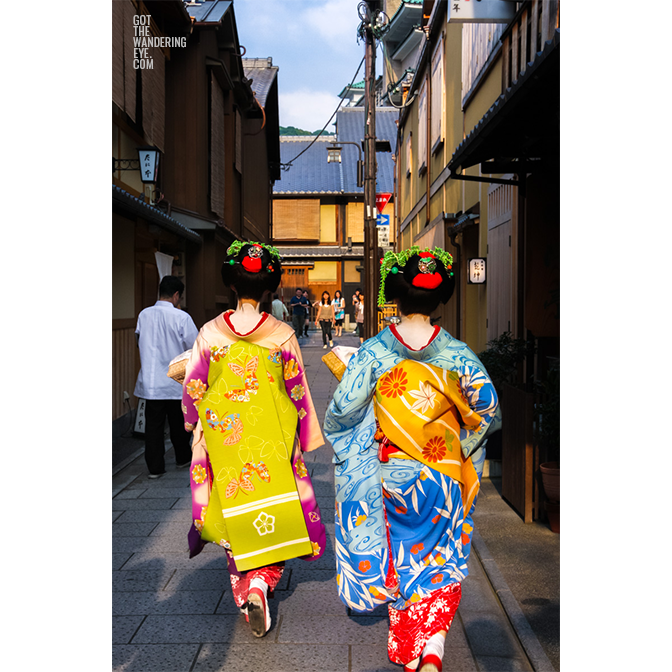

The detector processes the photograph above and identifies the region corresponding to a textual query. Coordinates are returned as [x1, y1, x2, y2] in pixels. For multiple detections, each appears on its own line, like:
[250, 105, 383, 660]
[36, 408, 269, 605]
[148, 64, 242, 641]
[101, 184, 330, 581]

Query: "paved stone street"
[113, 328, 557, 672]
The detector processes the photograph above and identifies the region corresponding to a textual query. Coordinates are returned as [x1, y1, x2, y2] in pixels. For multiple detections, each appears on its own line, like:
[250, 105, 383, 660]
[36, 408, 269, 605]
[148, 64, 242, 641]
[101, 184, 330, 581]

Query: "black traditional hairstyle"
[221, 242, 282, 302]
[380, 247, 456, 316]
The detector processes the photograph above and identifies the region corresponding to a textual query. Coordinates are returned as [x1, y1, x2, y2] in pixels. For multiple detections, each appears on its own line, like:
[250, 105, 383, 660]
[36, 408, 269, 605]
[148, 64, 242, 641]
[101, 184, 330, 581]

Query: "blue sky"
[233, 0, 378, 132]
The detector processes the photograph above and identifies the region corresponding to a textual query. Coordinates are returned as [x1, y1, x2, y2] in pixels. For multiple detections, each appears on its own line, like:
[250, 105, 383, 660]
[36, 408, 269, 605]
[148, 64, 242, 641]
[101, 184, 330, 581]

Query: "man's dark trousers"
[292, 313, 303, 338]
[144, 399, 192, 475]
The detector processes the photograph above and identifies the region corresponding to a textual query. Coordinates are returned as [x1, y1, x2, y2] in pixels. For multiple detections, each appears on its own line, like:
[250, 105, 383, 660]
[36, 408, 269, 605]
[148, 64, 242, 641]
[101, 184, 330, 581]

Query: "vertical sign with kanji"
[448, 0, 515, 23]
[468, 258, 487, 284]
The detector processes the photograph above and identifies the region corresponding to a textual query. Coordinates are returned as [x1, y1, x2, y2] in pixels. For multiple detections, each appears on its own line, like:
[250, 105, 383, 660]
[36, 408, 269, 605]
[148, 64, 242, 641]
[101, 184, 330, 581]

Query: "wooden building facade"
[388, 0, 560, 521]
[112, 0, 280, 432]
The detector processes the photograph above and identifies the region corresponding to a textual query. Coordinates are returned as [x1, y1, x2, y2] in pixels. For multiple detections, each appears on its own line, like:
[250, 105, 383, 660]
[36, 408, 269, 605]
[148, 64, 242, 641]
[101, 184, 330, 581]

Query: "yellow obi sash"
[374, 360, 483, 516]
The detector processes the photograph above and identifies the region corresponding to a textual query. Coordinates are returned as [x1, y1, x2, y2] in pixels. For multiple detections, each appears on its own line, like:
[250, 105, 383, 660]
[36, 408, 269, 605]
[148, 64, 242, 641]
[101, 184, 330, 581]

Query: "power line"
[280, 56, 365, 171]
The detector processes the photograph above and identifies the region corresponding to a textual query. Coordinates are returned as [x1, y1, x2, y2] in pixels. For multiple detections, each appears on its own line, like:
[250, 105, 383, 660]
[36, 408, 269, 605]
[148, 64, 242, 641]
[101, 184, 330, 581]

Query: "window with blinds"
[210, 72, 225, 218]
[308, 261, 338, 283]
[431, 36, 444, 151]
[272, 199, 320, 240]
[346, 202, 364, 243]
[320, 204, 337, 243]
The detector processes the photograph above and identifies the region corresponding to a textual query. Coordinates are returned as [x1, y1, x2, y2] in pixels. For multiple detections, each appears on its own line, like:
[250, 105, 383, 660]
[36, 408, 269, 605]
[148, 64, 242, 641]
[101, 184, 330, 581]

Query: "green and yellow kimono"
[182, 311, 326, 572]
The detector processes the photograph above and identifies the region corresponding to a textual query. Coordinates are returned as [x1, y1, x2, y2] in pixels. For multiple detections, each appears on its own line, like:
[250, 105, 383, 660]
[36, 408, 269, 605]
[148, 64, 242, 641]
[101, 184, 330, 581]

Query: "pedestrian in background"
[134, 275, 199, 478]
[313, 291, 335, 349]
[352, 288, 362, 333]
[290, 287, 309, 339]
[271, 293, 288, 321]
[332, 290, 345, 337]
[355, 292, 364, 343]
[302, 290, 311, 337]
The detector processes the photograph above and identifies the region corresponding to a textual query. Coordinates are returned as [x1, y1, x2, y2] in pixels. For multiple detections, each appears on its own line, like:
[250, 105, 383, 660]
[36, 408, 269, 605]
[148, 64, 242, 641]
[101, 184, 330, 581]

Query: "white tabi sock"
[249, 577, 268, 595]
[422, 631, 446, 662]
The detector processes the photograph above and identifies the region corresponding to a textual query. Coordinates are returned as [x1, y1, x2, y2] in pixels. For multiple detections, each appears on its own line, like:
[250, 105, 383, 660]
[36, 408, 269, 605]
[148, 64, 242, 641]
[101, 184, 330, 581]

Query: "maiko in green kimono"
[182, 242, 326, 638]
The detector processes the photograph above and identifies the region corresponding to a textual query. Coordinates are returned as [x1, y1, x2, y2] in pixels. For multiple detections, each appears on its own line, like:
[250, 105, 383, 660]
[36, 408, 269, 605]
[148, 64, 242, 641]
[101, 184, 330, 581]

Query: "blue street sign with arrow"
[377, 213, 390, 226]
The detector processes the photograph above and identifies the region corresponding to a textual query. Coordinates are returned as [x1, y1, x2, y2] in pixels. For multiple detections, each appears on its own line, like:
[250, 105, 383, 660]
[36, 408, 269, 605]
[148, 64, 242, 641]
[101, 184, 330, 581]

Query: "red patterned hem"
[387, 583, 462, 665]
[229, 562, 285, 608]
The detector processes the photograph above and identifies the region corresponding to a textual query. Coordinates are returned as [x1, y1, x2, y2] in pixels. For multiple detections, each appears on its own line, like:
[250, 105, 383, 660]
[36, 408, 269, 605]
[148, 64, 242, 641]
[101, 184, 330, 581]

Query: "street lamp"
[326, 142, 363, 188]
[112, 145, 162, 184]
[137, 146, 161, 184]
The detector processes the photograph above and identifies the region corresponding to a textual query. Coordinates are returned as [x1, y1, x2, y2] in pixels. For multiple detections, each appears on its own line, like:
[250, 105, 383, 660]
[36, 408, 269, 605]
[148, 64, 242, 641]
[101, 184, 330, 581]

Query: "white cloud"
[279, 88, 342, 132]
[304, 0, 361, 53]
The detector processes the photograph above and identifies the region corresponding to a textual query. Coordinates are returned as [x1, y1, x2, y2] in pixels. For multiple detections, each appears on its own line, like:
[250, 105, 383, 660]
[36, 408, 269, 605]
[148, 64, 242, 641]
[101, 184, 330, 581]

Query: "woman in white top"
[332, 290, 345, 337]
[313, 291, 336, 348]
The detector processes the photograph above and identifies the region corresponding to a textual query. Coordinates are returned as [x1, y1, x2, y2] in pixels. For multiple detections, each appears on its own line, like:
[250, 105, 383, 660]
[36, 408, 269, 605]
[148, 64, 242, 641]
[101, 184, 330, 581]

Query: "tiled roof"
[242, 58, 278, 107]
[113, 186, 202, 243]
[337, 107, 398, 194]
[184, 0, 231, 24]
[274, 107, 398, 195]
[275, 136, 342, 194]
[275, 246, 364, 258]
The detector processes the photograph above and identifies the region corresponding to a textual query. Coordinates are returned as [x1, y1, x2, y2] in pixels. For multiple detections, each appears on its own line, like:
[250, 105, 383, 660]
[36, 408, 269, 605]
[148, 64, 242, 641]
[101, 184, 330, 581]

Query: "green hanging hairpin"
[377, 246, 454, 306]
[226, 240, 282, 262]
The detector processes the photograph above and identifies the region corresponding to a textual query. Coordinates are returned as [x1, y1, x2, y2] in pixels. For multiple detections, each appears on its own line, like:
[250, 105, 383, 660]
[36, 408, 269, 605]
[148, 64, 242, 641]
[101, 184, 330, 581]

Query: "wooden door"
[501, 383, 539, 522]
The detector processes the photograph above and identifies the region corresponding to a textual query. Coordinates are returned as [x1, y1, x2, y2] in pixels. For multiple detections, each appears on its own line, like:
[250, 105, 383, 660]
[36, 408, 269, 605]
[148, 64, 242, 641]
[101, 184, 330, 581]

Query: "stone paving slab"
[113, 522, 161, 538]
[113, 615, 146, 644]
[460, 609, 530, 660]
[113, 569, 177, 592]
[113, 589, 224, 616]
[113, 644, 200, 671]
[192, 643, 349, 672]
[275, 581, 349, 616]
[277, 613, 390, 645]
[112, 498, 179, 511]
[114, 552, 135, 571]
[138, 487, 191, 499]
[132, 614, 278, 645]
[119, 551, 229, 572]
[474, 655, 535, 671]
[113, 509, 190, 524]
[164, 569, 232, 593]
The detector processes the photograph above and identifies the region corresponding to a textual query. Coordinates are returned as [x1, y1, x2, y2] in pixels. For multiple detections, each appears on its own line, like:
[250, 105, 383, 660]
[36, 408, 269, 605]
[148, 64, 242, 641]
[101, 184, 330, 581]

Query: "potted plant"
[477, 332, 529, 464]
[537, 363, 560, 532]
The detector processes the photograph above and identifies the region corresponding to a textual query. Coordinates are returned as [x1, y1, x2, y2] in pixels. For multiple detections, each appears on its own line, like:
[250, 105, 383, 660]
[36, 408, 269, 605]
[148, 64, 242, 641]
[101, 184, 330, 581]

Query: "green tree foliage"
[279, 126, 318, 136]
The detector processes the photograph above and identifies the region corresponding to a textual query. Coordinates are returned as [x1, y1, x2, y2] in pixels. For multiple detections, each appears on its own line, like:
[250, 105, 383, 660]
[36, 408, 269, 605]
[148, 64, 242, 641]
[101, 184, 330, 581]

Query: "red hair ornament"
[411, 252, 443, 289]
[241, 245, 263, 273]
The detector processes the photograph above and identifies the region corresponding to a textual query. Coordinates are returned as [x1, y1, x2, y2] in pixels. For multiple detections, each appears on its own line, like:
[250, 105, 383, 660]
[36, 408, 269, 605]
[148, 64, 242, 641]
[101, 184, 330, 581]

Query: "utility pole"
[363, 0, 379, 340]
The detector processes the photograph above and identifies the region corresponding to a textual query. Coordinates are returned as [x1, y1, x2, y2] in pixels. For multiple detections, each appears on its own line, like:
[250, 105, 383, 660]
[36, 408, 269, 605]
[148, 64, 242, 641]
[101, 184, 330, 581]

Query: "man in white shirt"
[271, 293, 289, 321]
[134, 275, 199, 478]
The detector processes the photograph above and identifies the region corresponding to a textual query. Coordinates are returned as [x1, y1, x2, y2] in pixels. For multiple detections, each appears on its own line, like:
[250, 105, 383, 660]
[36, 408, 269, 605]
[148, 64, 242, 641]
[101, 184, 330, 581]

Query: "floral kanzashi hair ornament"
[378, 246, 454, 306]
[226, 240, 282, 273]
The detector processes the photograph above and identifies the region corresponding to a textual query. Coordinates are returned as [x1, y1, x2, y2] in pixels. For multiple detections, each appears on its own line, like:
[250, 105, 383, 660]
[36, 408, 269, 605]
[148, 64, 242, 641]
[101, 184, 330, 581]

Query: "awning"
[449, 29, 559, 173]
[113, 186, 202, 244]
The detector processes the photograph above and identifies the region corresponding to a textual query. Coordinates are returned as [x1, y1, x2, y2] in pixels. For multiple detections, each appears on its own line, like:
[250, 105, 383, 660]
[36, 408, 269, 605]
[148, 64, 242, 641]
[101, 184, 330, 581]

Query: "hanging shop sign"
[448, 0, 516, 24]
[467, 258, 487, 284]
[376, 193, 392, 213]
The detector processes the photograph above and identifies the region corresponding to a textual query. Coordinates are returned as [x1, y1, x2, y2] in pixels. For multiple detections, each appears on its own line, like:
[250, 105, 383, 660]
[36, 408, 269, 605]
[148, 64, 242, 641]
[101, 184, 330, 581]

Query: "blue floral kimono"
[323, 326, 500, 663]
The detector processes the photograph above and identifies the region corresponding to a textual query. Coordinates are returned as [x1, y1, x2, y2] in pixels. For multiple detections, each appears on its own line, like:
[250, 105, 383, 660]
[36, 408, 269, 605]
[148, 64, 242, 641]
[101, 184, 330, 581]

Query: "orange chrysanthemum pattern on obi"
[378, 367, 408, 398]
[422, 436, 447, 463]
